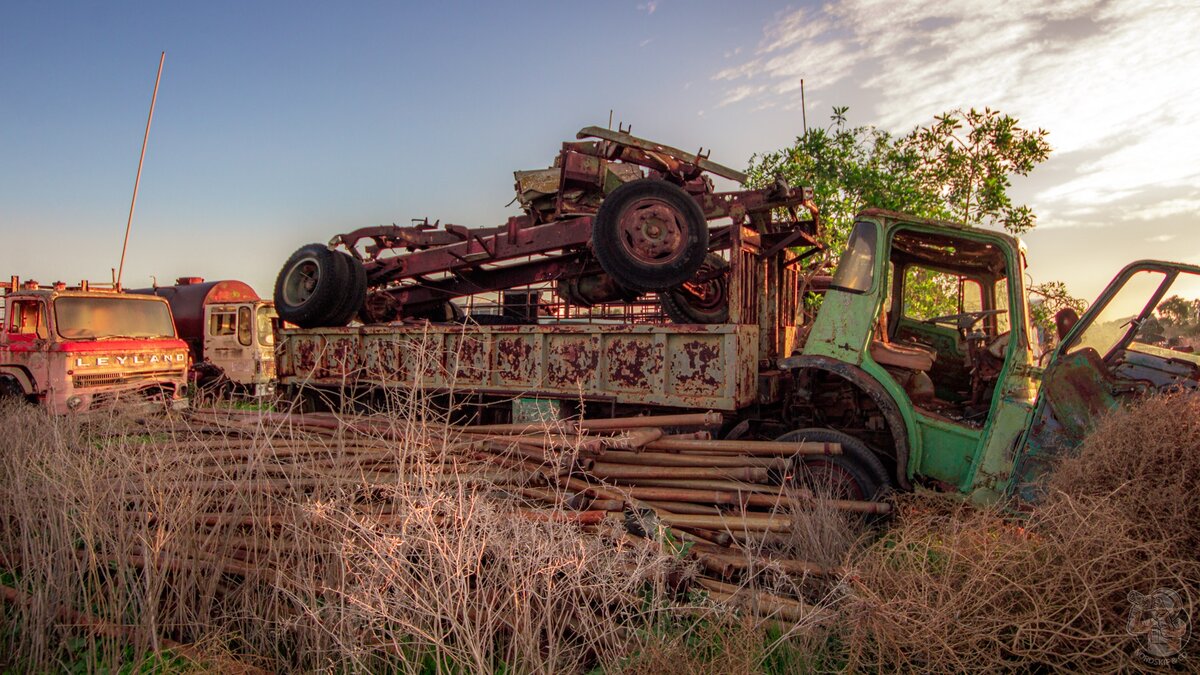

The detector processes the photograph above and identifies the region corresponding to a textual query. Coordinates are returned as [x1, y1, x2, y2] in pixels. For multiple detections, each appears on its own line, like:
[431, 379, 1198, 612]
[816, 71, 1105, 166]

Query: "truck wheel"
[325, 252, 368, 327]
[274, 244, 352, 328]
[776, 427, 891, 501]
[0, 377, 26, 405]
[658, 253, 729, 324]
[592, 179, 708, 293]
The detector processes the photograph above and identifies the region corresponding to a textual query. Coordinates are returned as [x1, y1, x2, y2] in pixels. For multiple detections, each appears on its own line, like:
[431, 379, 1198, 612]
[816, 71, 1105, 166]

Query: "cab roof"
[858, 208, 1024, 276]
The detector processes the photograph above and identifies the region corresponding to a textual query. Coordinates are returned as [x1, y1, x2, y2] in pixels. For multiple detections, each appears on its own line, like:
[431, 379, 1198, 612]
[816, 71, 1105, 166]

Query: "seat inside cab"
[877, 229, 1013, 425]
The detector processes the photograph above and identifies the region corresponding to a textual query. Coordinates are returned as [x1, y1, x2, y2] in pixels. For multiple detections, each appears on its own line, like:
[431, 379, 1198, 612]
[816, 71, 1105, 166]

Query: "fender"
[780, 353, 916, 490]
[0, 366, 37, 396]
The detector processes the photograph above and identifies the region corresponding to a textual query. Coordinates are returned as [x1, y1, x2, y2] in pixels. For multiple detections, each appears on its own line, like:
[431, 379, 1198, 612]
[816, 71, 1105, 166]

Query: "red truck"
[131, 278, 278, 396]
[0, 277, 190, 413]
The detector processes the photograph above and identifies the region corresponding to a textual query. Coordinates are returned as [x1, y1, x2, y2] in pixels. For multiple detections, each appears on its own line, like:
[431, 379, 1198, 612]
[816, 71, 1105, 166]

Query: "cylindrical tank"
[129, 278, 260, 358]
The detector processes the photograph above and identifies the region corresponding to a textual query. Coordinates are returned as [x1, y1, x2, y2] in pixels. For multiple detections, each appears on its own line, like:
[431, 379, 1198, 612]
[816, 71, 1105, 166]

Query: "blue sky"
[3, 1, 1198, 303]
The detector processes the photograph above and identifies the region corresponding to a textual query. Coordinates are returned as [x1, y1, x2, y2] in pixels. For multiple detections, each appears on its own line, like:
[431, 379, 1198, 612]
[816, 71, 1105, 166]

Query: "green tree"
[1158, 295, 1196, 326]
[747, 106, 1060, 321]
[1029, 281, 1089, 346]
[747, 106, 1051, 250]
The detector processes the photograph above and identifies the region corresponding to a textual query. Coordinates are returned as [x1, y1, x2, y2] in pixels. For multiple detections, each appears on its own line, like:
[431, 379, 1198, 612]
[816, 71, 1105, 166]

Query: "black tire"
[325, 252, 368, 327]
[658, 253, 730, 324]
[592, 179, 708, 292]
[776, 427, 891, 501]
[274, 244, 352, 328]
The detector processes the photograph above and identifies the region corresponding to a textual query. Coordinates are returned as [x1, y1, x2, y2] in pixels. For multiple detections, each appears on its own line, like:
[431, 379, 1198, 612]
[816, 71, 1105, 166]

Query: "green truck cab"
[782, 209, 1200, 504]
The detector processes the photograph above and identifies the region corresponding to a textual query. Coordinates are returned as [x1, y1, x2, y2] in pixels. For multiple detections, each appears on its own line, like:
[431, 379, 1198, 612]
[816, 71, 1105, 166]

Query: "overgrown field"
[0, 393, 1197, 673]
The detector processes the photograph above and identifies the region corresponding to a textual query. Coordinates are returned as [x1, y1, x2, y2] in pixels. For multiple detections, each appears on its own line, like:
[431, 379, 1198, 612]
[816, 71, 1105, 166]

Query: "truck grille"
[73, 370, 186, 389]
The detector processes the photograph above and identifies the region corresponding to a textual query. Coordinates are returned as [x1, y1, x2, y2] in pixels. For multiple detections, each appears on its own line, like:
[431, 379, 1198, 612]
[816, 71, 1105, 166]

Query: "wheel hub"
[680, 259, 727, 307]
[618, 199, 686, 264]
[282, 257, 320, 307]
[797, 459, 866, 501]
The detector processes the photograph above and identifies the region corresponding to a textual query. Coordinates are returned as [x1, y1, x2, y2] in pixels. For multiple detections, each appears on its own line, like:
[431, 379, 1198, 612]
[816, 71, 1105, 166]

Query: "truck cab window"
[210, 311, 237, 337]
[830, 221, 877, 294]
[902, 267, 980, 323]
[994, 278, 1011, 334]
[237, 306, 253, 346]
[1069, 269, 1168, 358]
[9, 301, 47, 339]
[257, 306, 276, 347]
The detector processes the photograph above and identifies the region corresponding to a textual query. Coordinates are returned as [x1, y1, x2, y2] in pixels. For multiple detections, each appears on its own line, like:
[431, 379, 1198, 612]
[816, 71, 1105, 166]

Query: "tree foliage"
[747, 106, 1051, 252]
[1158, 295, 1200, 327]
[748, 106, 1061, 325]
[1029, 281, 1089, 345]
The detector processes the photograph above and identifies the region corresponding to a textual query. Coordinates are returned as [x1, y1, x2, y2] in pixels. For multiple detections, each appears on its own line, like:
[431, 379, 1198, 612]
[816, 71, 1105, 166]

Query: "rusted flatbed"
[277, 322, 759, 410]
[276, 125, 824, 421]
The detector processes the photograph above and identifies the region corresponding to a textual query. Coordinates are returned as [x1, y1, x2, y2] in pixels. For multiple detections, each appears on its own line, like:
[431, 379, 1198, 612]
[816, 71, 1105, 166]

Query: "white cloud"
[717, 84, 767, 108]
[637, 1, 658, 14]
[639, 38, 653, 47]
[1129, 198, 1200, 222]
[1147, 234, 1176, 243]
[714, 0, 1200, 228]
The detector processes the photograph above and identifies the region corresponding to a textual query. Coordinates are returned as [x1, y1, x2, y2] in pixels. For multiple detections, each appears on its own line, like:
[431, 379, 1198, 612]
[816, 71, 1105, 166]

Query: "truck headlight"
[67, 396, 83, 410]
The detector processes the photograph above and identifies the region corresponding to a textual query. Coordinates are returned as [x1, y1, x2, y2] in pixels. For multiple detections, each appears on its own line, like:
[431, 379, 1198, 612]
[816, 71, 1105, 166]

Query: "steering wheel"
[922, 309, 1008, 332]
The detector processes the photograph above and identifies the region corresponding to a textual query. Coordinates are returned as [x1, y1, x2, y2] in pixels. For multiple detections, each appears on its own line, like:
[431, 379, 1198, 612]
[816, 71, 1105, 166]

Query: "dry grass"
[0, 396, 835, 673]
[6, 389, 1198, 672]
[1050, 391, 1200, 563]
[838, 392, 1200, 672]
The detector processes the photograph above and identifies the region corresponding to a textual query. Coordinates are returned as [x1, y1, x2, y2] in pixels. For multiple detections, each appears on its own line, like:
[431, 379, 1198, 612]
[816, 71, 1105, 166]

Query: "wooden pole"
[117, 51, 165, 288]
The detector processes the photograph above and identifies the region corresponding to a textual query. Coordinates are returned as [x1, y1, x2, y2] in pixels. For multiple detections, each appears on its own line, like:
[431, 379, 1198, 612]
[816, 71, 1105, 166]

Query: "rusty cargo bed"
[277, 322, 760, 411]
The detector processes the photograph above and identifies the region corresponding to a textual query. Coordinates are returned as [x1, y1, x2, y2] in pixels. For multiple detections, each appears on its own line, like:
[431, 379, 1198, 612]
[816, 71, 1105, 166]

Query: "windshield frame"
[53, 295, 178, 341]
[1061, 261, 1200, 362]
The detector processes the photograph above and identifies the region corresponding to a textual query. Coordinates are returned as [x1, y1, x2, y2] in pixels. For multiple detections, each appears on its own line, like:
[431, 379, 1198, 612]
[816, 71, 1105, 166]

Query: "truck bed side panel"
[279, 324, 758, 411]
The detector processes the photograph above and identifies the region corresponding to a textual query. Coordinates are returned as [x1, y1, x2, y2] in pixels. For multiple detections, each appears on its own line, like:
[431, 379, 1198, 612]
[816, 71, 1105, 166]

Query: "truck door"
[253, 303, 277, 390]
[1010, 261, 1200, 502]
[7, 299, 49, 343]
[2, 299, 50, 395]
[205, 306, 238, 382]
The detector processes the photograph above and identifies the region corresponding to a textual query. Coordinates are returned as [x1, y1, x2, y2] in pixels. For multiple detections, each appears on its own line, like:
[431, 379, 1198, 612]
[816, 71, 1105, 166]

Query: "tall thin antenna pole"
[800, 78, 808, 135]
[117, 51, 165, 289]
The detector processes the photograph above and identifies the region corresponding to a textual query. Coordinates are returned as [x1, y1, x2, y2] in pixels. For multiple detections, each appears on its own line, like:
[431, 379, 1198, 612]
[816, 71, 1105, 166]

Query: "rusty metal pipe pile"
[122, 408, 891, 625]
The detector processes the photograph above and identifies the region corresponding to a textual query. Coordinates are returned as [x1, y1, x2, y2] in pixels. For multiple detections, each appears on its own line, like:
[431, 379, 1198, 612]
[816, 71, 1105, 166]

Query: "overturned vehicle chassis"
[276, 126, 826, 423]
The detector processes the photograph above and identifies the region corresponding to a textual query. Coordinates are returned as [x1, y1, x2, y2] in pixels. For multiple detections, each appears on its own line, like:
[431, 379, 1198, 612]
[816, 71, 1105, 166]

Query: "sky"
[2, 0, 1198, 306]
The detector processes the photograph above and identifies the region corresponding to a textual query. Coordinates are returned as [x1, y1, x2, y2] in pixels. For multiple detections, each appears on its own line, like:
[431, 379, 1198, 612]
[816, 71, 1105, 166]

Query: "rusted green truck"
[278, 208, 1199, 504]
[783, 211, 1199, 503]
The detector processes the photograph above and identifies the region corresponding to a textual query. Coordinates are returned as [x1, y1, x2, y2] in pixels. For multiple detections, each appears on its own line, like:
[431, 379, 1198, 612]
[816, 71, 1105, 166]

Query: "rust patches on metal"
[448, 333, 487, 383]
[294, 338, 318, 373]
[606, 337, 662, 390]
[494, 335, 537, 385]
[671, 339, 722, 394]
[320, 335, 359, 378]
[546, 335, 600, 387]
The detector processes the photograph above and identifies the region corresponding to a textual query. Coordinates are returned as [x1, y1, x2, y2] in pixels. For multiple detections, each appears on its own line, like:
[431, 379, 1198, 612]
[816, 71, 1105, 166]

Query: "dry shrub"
[779, 487, 864, 571]
[839, 392, 1200, 672]
[315, 494, 684, 673]
[0, 394, 821, 673]
[1051, 391, 1200, 563]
